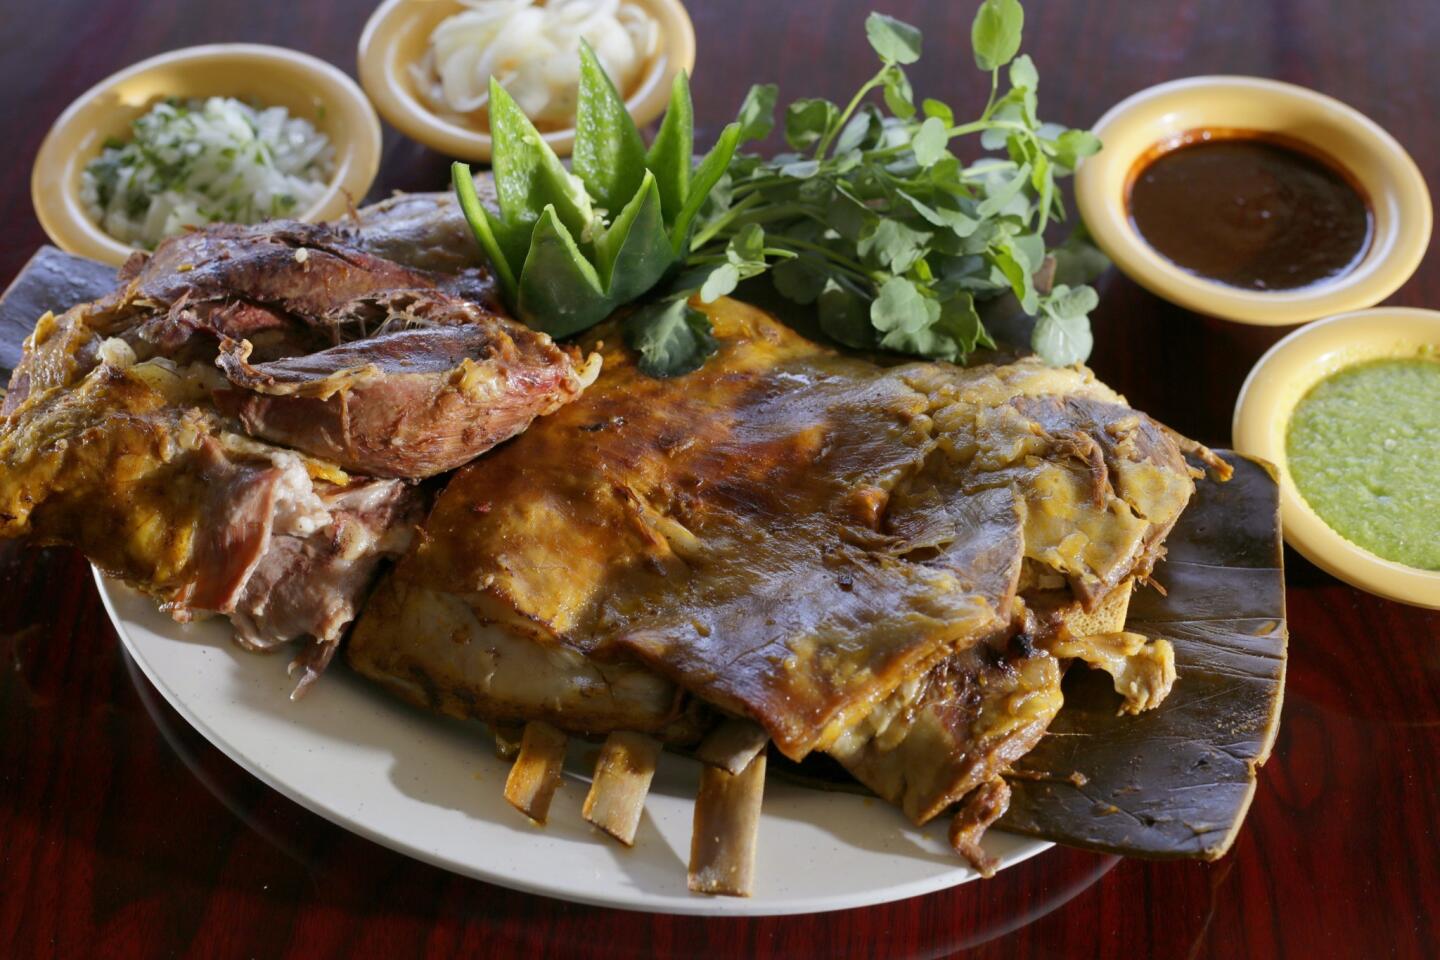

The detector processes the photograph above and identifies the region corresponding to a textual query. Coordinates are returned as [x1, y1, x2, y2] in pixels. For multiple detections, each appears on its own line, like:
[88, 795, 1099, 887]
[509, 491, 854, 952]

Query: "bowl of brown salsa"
[1076, 76, 1431, 325]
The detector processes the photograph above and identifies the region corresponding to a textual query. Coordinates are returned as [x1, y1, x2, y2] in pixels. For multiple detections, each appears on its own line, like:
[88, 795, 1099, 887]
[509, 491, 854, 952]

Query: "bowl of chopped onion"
[32, 44, 382, 265]
[358, 0, 695, 162]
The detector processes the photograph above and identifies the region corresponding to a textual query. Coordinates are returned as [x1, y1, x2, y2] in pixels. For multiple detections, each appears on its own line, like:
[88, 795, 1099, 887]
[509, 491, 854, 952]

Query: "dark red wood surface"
[3, 1, 1439, 957]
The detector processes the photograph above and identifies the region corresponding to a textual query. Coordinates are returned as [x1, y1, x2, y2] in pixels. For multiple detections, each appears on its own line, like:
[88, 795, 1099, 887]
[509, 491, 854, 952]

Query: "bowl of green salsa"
[1234, 308, 1440, 608]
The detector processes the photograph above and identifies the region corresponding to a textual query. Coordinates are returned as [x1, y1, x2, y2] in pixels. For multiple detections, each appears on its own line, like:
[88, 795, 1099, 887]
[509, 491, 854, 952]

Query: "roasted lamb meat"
[0, 213, 593, 689]
[348, 294, 1227, 892]
[4, 220, 596, 477]
[0, 356, 421, 691]
[0, 189, 1277, 899]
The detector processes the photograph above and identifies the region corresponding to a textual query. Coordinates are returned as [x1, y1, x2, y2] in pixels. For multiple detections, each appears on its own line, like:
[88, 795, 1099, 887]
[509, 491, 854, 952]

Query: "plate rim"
[95, 568, 1055, 917]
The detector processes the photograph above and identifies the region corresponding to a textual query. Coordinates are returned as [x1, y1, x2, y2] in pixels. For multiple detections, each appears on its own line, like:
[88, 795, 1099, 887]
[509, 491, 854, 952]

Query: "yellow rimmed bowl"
[359, 0, 695, 162]
[1233, 307, 1440, 608]
[31, 44, 382, 267]
[1076, 76, 1432, 326]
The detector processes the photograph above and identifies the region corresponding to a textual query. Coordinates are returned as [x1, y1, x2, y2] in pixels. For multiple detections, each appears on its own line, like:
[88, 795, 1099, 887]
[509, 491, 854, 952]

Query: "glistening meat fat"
[214, 310, 595, 478]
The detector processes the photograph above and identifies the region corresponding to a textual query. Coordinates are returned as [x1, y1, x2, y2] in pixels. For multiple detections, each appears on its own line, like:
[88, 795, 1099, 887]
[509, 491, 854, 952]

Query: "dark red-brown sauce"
[1126, 129, 1373, 291]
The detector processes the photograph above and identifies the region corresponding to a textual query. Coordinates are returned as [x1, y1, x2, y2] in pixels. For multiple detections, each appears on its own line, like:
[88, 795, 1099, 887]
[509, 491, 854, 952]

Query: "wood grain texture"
[2, 1, 1439, 957]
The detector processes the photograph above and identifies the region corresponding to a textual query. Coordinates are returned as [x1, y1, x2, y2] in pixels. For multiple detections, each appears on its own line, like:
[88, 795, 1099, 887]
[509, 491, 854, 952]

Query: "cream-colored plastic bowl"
[359, 0, 695, 162]
[1233, 308, 1440, 608]
[31, 44, 382, 266]
[1077, 76, 1432, 326]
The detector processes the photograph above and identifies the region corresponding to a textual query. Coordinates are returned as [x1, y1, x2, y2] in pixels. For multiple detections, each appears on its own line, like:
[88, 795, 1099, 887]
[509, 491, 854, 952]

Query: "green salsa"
[1286, 355, 1440, 570]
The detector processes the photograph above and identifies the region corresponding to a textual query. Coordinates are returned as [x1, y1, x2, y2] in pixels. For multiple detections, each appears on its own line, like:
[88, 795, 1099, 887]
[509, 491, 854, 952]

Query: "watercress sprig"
[681, 0, 1104, 369]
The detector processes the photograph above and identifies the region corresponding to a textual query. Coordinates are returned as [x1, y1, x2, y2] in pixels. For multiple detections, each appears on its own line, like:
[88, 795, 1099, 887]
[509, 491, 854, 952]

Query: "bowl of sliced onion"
[32, 44, 382, 265]
[358, 0, 695, 161]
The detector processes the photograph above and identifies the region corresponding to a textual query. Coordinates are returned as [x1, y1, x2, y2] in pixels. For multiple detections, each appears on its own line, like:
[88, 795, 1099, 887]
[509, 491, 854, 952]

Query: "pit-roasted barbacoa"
[0, 214, 593, 689]
[1, 192, 1278, 899]
[348, 292, 1234, 892]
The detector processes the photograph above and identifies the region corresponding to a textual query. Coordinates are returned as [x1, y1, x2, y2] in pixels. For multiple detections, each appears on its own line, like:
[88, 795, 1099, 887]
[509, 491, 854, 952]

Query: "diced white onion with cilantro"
[81, 96, 335, 249]
[419, 0, 659, 129]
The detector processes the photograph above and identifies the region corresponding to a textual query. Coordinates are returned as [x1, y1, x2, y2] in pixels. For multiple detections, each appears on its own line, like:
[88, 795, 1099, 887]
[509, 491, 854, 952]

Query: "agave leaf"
[645, 71, 694, 227]
[573, 42, 648, 216]
[0, 247, 119, 376]
[593, 170, 677, 305]
[487, 77, 594, 244]
[1002, 452, 1287, 860]
[516, 205, 609, 338]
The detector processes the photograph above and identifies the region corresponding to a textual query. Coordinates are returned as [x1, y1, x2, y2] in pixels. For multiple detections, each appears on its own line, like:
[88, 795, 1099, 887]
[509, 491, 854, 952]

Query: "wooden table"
[3, 1, 1438, 957]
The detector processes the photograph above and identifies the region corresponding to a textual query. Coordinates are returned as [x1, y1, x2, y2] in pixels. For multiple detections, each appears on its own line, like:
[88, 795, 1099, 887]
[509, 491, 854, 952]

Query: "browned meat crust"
[389, 298, 1204, 765]
[213, 311, 588, 478]
[4, 220, 591, 479]
[355, 191, 491, 275]
[343, 293, 1222, 879]
[122, 220, 499, 321]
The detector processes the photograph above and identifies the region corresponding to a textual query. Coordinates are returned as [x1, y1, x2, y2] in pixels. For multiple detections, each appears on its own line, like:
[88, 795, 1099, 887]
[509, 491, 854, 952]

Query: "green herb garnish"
[454, 0, 1103, 376]
[451, 42, 741, 349]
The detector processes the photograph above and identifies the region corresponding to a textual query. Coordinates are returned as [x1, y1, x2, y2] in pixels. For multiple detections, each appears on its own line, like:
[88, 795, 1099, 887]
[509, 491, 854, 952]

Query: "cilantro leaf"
[818, 278, 877, 349]
[871, 277, 933, 333]
[1051, 128, 1103, 170]
[736, 84, 778, 142]
[699, 263, 740, 302]
[1052, 226, 1112, 286]
[911, 116, 949, 168]
[785, 98, 841, 150]
[780, 158, 822, 178]
[881, 65, 916, 118]
[698, 224, 769, 302]
[1008, 53, 1038, 92]
[624, 297, 718, 377]
[972, 0, 1025, 71]
[922, 98, 955, 126]
[772, 256, 829, 304]
[1032, 284, 1097, 365]
[976, 162, 1032, 218]
[834, 104, 883, 154]
[865, 13, 922, 64]
[858, 219, 929, 274]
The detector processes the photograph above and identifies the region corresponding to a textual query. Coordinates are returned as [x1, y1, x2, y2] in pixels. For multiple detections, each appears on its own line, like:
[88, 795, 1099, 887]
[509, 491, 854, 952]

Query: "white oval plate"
[97, 571, 1051, 916]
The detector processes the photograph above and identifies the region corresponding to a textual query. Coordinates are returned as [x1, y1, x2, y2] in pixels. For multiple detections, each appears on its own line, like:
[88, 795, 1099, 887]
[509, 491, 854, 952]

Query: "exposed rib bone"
[503, 721, 568, 823]
[688, 748, 767, 897]
[583, 732, 660, 845]
[693, 717, 769, 775]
